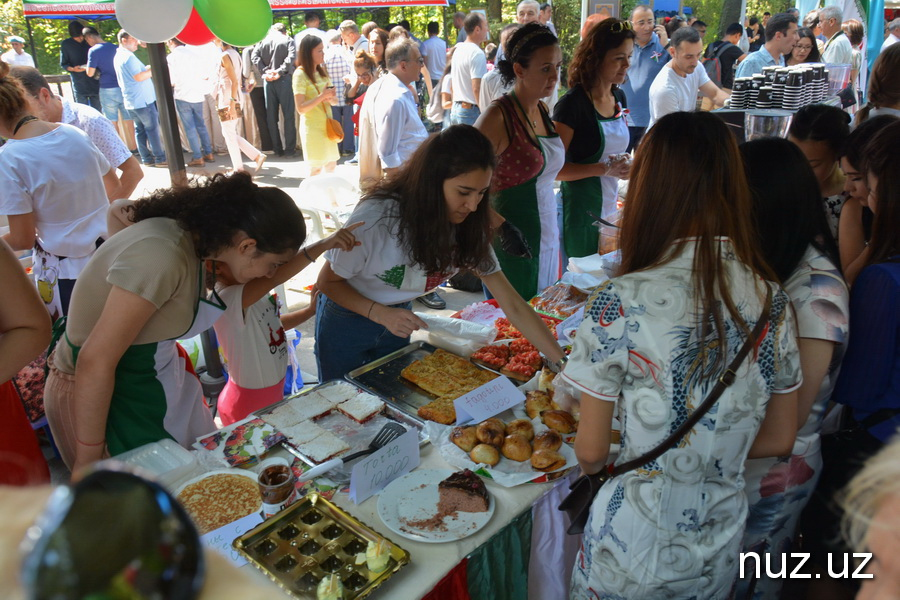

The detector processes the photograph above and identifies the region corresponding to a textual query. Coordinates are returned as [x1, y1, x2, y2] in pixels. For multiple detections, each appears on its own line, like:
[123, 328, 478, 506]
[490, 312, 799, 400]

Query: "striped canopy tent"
[21, 0, 448, 17]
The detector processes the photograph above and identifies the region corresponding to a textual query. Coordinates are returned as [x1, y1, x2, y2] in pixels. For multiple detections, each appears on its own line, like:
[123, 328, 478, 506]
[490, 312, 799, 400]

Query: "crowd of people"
[2, 5, 900, 599]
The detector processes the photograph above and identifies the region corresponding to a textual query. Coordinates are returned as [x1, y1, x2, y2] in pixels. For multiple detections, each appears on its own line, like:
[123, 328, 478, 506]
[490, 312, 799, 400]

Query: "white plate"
[377, 469, 494, 543]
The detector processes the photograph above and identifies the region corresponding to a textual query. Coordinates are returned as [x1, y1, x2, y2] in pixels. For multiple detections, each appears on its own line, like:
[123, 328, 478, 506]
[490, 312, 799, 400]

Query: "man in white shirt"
[882, 18, 900, 51]
[2, 36, 34, 68]
[451, 12, 488, 126]
[166, 39, 214, 166]
[819, 6, 853, 65]
[339, 20, 368, 57]
[294, 12, 328, 50]
[11, 66, 144, 199]
[647, 27, 729, 129]
[372, 38, 428, 177]
[420, 21, 447, 89]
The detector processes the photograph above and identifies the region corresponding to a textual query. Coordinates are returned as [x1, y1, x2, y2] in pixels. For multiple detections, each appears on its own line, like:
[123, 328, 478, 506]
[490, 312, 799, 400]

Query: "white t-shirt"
[647, 62, 711, 129]
[61, 97, 132, 169]
[478, 67, 512, 112]
[451, 41, 487, 105]
[325, 197, 500, 305]
[214, 287, 288, 389]
[0, 124, 110, 264]
[167, 45, 211, 103]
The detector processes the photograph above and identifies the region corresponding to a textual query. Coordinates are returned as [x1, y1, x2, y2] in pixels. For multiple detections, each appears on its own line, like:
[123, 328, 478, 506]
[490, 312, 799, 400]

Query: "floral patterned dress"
[737, 246, 849, 599]
[562, 239, 802, 599]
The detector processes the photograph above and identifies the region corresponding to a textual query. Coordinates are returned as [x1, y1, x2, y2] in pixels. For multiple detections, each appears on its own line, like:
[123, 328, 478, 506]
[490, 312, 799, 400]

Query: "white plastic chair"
[293, 173, 361, 241]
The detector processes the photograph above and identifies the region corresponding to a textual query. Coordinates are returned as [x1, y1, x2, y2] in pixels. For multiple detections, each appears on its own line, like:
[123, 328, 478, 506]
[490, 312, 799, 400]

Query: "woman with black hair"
[44, 172, 308, 473]
[785, 27, 821, 65]
[475, 23, 564, 300]
[737, 138, 850, 600]
[553, 18, 635, 259]
[788, 103, 851, 239]
[315, 125, 565, 381]
[838, 115, 898, 285]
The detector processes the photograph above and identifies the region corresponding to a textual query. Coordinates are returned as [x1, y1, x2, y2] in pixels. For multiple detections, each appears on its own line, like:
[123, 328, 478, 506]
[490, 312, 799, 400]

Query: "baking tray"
[256, 380, 427, 484]
[234, 492, 410, 599]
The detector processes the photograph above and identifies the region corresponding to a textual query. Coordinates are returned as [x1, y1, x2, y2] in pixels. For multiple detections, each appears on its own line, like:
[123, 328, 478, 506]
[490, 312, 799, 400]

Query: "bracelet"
[367, 300, 377, 320]
[75, 436, 105, 447]
[302, 247, 314, 262]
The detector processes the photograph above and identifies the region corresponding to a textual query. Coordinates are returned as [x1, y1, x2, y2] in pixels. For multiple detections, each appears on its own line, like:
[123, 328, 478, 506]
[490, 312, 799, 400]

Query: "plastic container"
[101, 439, 198, 490]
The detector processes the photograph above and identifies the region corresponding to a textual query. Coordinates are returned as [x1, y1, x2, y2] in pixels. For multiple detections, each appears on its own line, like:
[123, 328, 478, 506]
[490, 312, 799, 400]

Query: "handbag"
[559, 286, 773, 535]
[316, 81, 344, 143]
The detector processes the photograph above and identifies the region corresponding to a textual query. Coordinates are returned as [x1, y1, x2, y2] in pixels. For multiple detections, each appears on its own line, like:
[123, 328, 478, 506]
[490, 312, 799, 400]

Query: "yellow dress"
[292, 69, 340, 167]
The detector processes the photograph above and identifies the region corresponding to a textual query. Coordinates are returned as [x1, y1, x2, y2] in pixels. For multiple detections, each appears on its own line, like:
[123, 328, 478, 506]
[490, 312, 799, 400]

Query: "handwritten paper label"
[349, 428, 419, 504]
[454, 377, 526, 424]
[201, 511, 264, 567]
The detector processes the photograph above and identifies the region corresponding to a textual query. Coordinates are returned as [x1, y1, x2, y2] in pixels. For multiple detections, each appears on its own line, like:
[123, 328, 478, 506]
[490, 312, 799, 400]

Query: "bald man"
[621, 4, 670, 150]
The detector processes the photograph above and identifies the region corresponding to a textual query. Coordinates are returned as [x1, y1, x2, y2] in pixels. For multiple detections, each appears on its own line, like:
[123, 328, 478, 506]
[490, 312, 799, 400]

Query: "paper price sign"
[454, 377, 526, 425]
[349, 428, 420, 504]
[201, 511, 264, 567]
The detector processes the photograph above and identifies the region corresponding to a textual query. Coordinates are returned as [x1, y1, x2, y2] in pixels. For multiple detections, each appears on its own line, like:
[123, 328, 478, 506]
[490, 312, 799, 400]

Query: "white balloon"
[115, 0, 193, 44]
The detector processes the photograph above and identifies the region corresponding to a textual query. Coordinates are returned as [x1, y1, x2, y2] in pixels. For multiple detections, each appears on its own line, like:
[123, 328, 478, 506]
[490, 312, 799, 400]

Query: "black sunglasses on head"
[20, 468, 205, 600]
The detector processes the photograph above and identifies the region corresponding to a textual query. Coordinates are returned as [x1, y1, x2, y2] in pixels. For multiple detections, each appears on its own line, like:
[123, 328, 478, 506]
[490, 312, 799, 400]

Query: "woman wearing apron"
[44, 173, 308, 473]
[476, 23, 565, 300]
[553, 18, 635, 259]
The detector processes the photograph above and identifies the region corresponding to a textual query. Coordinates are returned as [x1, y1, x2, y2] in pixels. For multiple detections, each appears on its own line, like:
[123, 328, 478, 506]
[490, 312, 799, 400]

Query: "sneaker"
[347, 155, 359, 165]
[416, 291, 446, 310]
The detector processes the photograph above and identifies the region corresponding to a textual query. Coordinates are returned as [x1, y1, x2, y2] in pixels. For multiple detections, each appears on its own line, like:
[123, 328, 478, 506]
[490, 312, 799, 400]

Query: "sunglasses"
[611, 20, 635, 33]
[20, 468, 205, 600]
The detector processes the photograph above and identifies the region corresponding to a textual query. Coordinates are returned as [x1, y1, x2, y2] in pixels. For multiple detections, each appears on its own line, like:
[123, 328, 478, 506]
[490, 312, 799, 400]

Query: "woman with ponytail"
[44, 172, 307, 473]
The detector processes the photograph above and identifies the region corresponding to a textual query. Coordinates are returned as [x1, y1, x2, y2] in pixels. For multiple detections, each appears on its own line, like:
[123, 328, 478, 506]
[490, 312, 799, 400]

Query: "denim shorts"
[99, 87, 126, 121]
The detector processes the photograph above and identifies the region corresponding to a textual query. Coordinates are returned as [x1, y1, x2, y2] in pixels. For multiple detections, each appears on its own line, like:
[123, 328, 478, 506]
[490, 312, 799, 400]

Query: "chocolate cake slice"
[437, 469, 489, 514]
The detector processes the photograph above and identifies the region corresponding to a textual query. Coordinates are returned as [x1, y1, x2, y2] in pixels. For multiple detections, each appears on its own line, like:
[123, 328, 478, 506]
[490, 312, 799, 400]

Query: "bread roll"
[505, 418, 534, 442]
[531, 449, 566, 472]
[476, 418, 506, 448]
[543, 410, 577, 434]
[501, 434, 532, 462]
[533, 430, 563, 452]
[470, 443, 500, 467]
[450, 426, 478, 452]
[525, 391, 554, 420]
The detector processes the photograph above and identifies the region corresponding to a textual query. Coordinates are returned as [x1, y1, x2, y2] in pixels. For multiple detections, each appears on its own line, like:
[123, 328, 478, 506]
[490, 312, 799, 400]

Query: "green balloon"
[194, 0, 272, 47]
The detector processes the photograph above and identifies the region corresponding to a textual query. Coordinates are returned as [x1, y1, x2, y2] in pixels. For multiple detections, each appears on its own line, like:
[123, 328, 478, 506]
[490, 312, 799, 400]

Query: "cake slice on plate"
[437, 469, 490, 513]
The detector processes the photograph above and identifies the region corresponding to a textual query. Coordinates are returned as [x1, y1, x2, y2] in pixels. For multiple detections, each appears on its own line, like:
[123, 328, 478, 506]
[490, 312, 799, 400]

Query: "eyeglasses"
[20, 468, 205, 600]
[794, 44, 813, 50]
[611, 20, 634, 33]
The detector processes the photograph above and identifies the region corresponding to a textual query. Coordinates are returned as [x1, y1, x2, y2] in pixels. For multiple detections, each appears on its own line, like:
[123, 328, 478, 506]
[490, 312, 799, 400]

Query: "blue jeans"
[263, 76, 296, 155]
[314, 294, 411, 382]
[450, 103, 480, 126]
[99, 87, 127, 121]
[130, 102, 166, 164]
[175, 99, 213, 160]
[331, 104, 355, 154]
[74, 90, 100, 111]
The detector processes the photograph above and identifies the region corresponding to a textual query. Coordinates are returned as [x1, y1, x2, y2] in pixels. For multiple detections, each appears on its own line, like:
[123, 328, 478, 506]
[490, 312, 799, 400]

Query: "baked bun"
[505, 418, 534, 442]
[450, 426, 478, 452]
[531, 449, 566, 472]
[470, 443, 500, 467]
[476, 418, 506, 448]
[533, 429, 563, 452]
[543, 410, 577, 434]
[501, 434, 532, 462]
[525, 391, 554, 420]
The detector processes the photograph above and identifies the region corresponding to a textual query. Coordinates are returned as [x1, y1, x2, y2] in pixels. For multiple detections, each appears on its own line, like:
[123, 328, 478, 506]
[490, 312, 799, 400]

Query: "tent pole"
[146, 42, 187, 187]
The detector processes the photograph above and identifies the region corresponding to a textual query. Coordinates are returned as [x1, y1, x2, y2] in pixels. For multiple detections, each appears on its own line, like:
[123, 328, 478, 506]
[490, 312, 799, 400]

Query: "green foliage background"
[1, 0, 798, 81]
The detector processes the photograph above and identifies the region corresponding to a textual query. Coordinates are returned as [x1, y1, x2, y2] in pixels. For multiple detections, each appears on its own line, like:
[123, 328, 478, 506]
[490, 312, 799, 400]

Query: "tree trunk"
[718, 0, 743, 39]
[487, 0, 503, 24]
[371, 7, 390, 27]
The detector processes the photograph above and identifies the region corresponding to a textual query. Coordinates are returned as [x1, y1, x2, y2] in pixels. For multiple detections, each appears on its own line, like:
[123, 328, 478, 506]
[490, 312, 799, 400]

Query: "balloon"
[115, 0, 193, 44]
[176, 8, 215, 46]
[194, 0, 272, 47]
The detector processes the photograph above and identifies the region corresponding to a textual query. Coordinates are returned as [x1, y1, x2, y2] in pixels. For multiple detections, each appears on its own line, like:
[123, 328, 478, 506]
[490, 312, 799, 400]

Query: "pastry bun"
[533, 430, 563, 452]
[476, 418, 506, 448]
[543, 410, 577, 434]
[531, 449, 566, 472]
[450, 426, 478, 452]
[506, 418, 534, 442]
[470, 443, 500, 467]
[501, 434, 533, 462]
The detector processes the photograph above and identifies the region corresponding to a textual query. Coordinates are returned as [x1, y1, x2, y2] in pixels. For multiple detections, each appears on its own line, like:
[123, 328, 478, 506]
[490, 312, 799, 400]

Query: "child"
[213, 224, 360, 425]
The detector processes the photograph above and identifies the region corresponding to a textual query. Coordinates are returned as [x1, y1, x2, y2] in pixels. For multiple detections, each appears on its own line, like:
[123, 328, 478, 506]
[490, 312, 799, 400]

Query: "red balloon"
[176, 8, 214, 45]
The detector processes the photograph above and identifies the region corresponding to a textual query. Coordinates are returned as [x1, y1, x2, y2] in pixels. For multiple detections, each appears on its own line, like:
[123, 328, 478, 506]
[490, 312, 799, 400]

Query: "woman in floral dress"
[562, 112, 802, 599]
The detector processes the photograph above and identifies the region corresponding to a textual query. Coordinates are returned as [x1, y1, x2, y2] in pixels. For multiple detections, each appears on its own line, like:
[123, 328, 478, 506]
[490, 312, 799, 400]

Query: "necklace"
[13, 115, 38, 135]
[510, 90, 539, 131]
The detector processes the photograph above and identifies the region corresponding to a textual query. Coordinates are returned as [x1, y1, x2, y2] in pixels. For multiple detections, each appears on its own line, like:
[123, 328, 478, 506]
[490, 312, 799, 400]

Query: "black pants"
[249, 87, 273, 152]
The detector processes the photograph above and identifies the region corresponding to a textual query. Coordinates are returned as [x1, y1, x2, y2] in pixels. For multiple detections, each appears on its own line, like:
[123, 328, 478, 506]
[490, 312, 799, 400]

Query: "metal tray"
[256, 380, 427, 484]
[345, 341, 444, 421]
[234, 492, 410, 599]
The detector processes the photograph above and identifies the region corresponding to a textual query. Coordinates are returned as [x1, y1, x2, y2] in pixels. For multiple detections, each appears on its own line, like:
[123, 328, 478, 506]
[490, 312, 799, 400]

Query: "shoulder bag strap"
[611, 285, 773, 475]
